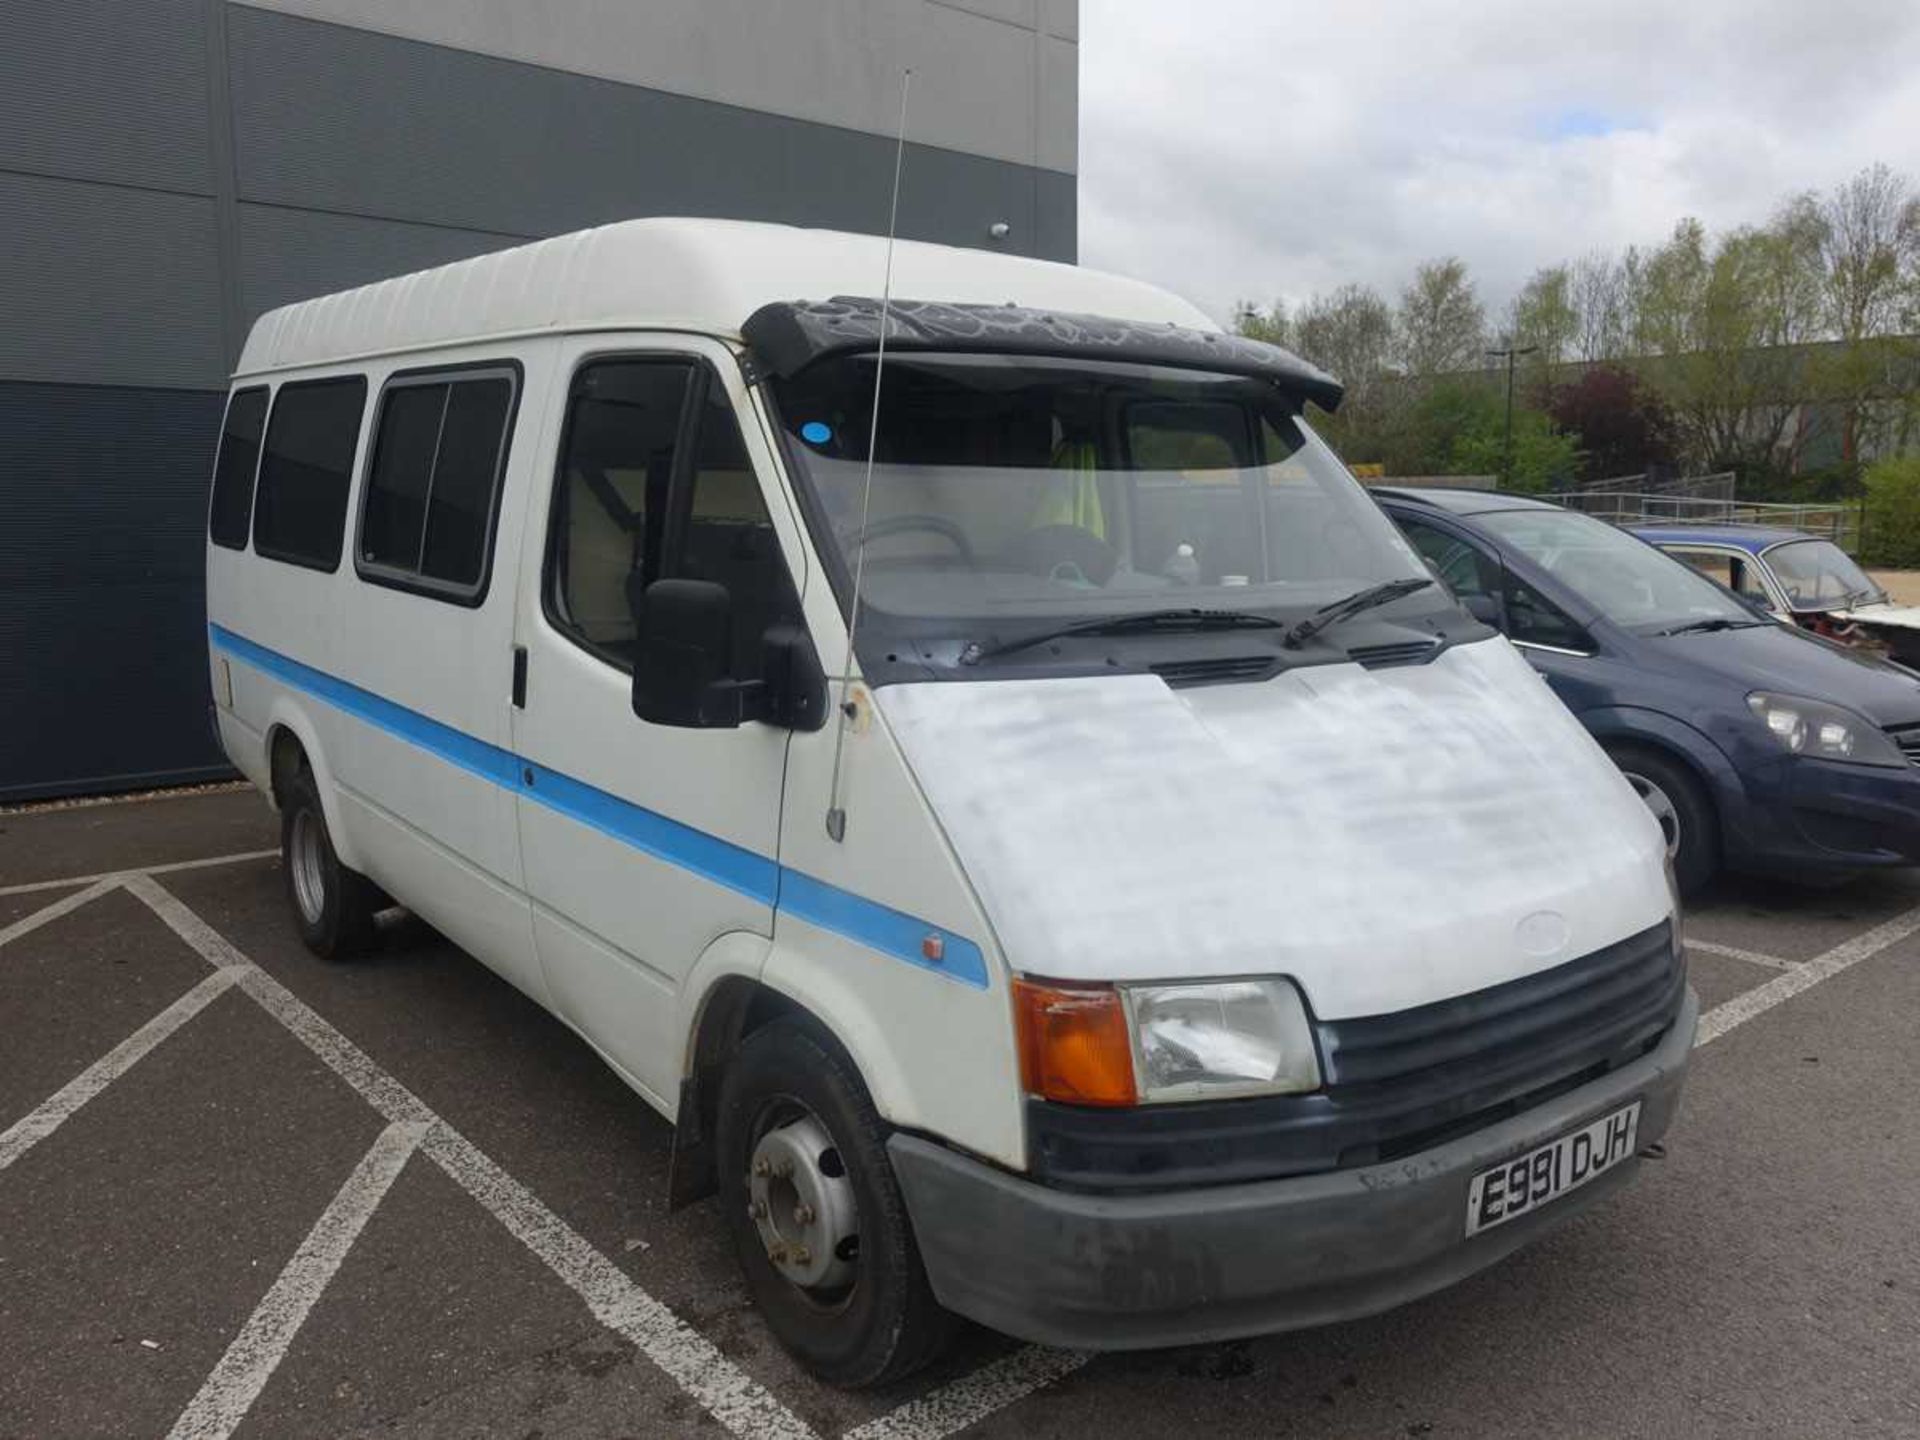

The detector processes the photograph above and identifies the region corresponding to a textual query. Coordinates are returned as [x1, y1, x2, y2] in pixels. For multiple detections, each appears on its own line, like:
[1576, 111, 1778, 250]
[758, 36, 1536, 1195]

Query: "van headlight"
[1746, 692, 1905, 768]
[1123, 978, 1321, 1102]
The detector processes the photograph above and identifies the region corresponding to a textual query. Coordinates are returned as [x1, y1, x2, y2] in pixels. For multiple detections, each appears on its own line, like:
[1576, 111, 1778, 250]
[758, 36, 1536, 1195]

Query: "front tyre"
[1608, 744, 1718, 897]
[715, 1017, 952, 1387]
[279, 766, 380, 959]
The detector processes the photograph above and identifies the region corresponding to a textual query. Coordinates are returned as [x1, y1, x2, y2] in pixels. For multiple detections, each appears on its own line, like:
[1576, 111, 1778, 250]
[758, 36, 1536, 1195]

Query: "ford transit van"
[205, 219, 1695, 1386]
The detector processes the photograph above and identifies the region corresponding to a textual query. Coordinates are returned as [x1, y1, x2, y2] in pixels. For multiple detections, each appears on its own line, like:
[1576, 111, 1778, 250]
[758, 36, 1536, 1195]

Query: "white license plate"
[1465, 1100, 1641, 1237]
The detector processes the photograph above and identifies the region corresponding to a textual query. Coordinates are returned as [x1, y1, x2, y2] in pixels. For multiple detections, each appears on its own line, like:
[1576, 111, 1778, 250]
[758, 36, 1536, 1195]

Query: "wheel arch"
[260, 700, 366, 871]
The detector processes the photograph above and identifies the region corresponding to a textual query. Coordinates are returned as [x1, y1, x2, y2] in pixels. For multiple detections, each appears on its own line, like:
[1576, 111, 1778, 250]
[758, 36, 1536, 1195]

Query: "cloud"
[1078, 0, 1920, 325]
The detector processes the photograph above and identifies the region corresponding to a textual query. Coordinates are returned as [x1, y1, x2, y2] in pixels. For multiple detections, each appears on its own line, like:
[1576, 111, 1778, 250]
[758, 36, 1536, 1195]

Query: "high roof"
[235, 218, 1217, 377]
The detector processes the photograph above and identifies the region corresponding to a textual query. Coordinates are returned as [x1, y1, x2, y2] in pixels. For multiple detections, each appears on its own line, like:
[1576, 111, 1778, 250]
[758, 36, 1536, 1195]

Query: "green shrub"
[1861, 456, 1920, 568]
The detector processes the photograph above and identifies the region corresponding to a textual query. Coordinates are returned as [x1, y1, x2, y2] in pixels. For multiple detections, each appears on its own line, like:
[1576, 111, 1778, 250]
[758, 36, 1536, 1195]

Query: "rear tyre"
[714, 1016, 952, 1388]
[1608, 744, 1718, 897]
[279, 766, 380, 960]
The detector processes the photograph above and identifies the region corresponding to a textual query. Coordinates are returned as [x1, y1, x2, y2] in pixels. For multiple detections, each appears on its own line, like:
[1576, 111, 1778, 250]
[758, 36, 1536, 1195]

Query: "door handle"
[511, 645, 528, 708]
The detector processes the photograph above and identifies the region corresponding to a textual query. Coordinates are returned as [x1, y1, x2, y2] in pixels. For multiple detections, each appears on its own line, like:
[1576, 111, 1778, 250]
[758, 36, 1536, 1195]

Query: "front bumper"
[1776, 757, 1920, 866]
[890, 987, 1696, 1351]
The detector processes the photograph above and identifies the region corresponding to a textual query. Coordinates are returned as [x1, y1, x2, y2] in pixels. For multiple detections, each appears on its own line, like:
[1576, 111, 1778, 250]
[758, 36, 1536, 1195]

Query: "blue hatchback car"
[1376, 487, 1920, 893]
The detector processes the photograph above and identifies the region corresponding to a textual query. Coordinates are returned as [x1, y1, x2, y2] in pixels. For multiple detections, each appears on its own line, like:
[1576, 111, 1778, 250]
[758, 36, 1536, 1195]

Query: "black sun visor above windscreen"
[740, 296, 1345, 412]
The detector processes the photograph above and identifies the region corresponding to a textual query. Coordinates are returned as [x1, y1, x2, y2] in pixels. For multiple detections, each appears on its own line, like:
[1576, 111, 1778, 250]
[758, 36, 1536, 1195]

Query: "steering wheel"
[1014, 524, 1119, 586]
[845, 513, 977, 567]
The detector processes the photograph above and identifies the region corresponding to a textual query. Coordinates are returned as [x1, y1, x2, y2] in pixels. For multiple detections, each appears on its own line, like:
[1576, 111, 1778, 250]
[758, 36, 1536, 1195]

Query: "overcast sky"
[1078, 0, 1920, 326]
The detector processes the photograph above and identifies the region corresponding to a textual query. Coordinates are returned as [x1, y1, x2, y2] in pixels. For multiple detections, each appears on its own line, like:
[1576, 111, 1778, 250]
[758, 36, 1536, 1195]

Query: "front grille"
[1347, 638, 1441, 669]
[1149, 655, 1278, 688]
[1883, 722, 1920, 767]
[1026, 921, 1686, 1192]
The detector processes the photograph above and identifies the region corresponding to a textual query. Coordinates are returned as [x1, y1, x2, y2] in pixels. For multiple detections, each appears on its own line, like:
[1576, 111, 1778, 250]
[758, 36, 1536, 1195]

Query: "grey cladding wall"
[0, 384, 229, 800]
[0, 0, 213, 196]
[0, 0, 1075, 798]
[228, 6, 1068, 279]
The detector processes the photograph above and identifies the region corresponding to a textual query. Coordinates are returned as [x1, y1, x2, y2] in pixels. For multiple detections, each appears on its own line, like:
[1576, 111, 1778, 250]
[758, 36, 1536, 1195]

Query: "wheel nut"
[793, 1203, 814, 1226]
[749, 1199, 767, 1220]
[768, 1243, 788, 1264]
[792, 1245, 811, 1265]
[752, 1157, 771, 1178]
[773, 1159, 793, 1179]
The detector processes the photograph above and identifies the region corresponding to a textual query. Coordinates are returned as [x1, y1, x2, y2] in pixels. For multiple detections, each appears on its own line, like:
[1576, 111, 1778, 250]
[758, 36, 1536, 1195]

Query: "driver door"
[509, 336, 807, 1109]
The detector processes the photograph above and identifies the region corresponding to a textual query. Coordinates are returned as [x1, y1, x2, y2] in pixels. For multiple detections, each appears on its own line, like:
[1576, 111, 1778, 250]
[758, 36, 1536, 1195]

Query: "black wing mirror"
[631, 578, 826, 731]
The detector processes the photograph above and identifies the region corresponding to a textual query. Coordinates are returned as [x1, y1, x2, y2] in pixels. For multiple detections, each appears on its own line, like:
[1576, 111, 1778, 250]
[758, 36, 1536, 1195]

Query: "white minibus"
[205, 219, 1695, 1385]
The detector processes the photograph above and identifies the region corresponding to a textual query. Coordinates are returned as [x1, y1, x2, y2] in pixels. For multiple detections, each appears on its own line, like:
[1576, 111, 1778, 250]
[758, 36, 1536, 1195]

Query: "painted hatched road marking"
[0, 963, 240, 1172]
[1693, 903, 1920, 1048]
[842, 1344, 1091, 1440]
[0, 877, 120, 947]
[122, 873, 818, 1440]
[0, 849, 278, 899]
[166, 1120, 429, 1440]
[1684, 937, 1798, 971]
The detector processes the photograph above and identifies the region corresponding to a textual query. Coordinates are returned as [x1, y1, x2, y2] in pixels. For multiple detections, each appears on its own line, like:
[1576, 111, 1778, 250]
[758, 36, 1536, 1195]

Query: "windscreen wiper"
[1655, 616, 1767, 637]
[968, 607, 1283, 662]
[1281, 577, 1433, 649]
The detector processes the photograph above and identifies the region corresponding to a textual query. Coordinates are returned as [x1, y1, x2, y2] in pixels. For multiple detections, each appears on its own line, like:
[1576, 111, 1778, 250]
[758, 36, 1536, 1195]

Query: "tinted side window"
[676, 384, 801, 681]
[1505, 576, 1591, 651]
[254, 376, 367, 570]
[208, 387, 269, 549]
[548, 361, 695, 666]
[358, 370, 516, 599]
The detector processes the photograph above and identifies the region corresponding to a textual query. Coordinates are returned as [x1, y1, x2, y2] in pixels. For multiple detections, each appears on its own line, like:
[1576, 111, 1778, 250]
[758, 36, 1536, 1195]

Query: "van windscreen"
[769, 353, 1429, 646]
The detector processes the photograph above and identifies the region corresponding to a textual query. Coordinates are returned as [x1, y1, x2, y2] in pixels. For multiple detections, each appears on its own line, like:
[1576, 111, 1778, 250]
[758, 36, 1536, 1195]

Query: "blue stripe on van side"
[209, 624, 987, 987]
[778, 869, 988, 988]
[210, 625, 521, 790]
[522, 759, 779, 906]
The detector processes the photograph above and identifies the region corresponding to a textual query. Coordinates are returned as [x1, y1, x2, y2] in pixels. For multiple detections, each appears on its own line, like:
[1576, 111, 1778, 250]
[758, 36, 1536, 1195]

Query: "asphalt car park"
[3, 788, 1918, 1439]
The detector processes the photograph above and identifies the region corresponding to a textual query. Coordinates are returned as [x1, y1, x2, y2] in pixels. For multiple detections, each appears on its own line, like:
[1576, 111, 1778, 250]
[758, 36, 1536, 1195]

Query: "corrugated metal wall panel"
[0, 384, 229, 801]
[0, 0, 213, 196]
[0, 1, 1075, 798]
[0, 174, 228, 391]
[226, 5, 1064, 258]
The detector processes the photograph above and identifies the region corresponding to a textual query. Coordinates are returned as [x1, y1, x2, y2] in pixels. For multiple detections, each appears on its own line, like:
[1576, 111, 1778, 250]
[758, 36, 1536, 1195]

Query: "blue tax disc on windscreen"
[801, 421, 832, 445]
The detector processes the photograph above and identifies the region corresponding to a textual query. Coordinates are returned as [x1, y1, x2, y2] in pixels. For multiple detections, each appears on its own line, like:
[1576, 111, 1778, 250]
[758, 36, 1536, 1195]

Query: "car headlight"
[1746, 692, 1906, 768]
[1123, 978, 1321, 1102]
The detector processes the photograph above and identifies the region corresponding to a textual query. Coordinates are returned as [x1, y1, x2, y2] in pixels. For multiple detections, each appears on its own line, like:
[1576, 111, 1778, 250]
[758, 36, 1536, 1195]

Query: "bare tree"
[1571, 249, 1638, 362]
[1819, 164, 1918, 344]
[1397, 258, 1487, 376]
[1292, 283, 1396, 407]
[1506, 265, 1580, 367]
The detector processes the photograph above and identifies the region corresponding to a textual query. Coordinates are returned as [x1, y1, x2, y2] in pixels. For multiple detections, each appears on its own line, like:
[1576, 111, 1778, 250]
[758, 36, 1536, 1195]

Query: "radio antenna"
[825, 67, 911, 844]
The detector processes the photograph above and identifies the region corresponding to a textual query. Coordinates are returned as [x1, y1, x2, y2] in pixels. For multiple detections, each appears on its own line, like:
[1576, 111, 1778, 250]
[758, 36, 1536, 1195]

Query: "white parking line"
[1694, 903, 1920, 1048]
[843, 1345, 1091, 1440]
[166, 1120, 428, 1440]
[1684, 937, 1797, 971]
[0, 966, 240, 1172]
[0, 878, 120, 948]
[123, 874, 819, 1440]
[0, 848, 277, 899]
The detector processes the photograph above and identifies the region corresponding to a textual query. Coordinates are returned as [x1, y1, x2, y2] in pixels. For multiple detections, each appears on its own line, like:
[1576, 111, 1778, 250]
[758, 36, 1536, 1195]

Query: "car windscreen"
[1763, 539, 1884, 610]
[768, 353, 1430, 642]
[1480, 509, 1756, 632]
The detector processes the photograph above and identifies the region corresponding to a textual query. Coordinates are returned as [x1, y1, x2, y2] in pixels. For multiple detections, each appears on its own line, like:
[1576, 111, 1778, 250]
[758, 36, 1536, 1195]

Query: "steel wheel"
[1622, 769, 1681, 860]
[288, 807, 328, 924]
[715, 1017, 951, 1386]
[746, 1104, 861, 1301]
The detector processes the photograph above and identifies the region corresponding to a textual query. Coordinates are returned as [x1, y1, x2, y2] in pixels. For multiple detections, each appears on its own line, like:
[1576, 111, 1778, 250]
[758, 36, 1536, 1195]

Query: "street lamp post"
[1486, 344, 1539, 488]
